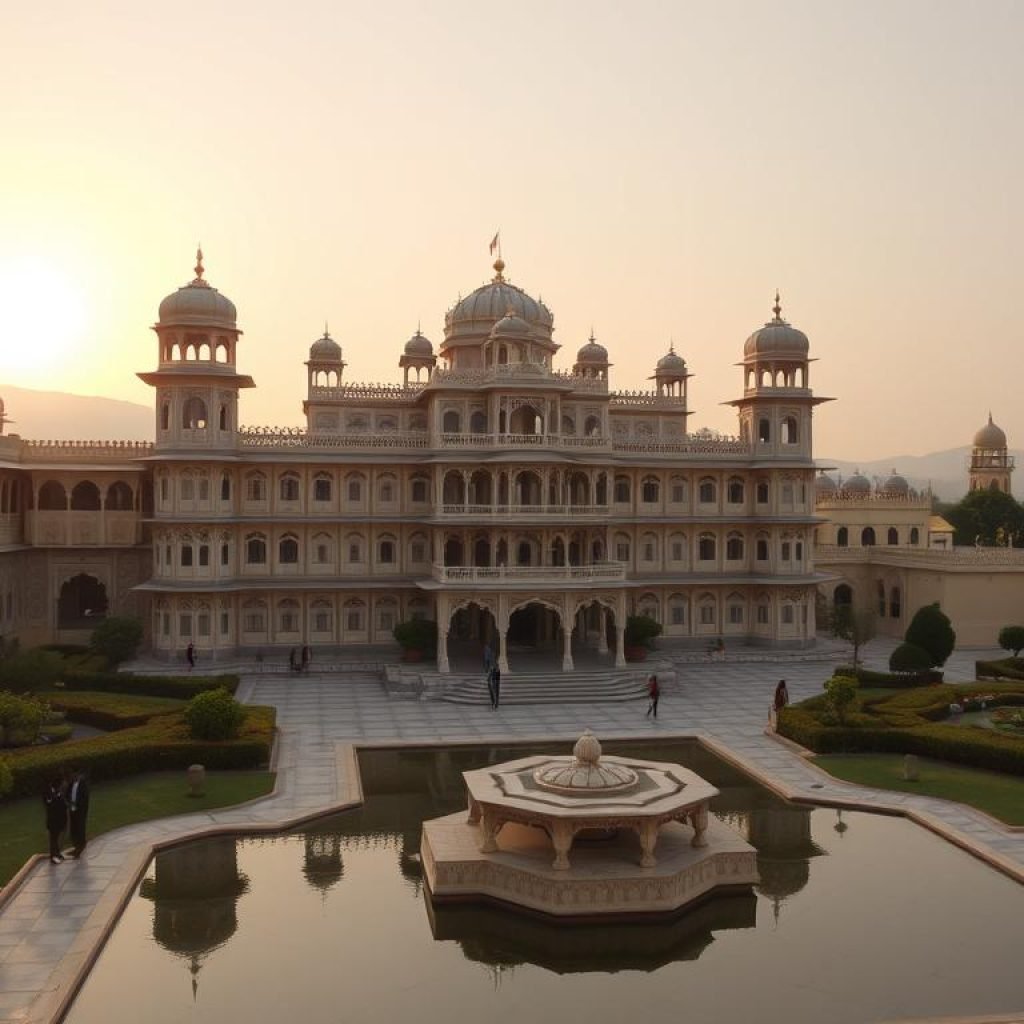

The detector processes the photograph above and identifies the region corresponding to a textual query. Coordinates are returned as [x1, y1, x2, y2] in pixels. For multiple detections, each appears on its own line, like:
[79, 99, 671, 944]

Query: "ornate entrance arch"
[57, 573, 108, 630]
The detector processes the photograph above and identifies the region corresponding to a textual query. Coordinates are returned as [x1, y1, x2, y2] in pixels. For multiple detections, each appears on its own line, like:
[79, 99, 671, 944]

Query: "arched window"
[890, 586, 902, 619]
[615, 534, 630, 562]
[218, 405, 228, 431]
[887, 527, 899, 545]
[697, 594, 716, 627]
[180, 543, 193, 568]
[641, 477, 659, 503]
[668, 593, 687, 627]
[105, 481, 133, 511]
[346, 475, 363, 503]
[910, 527, 920, 545]
[70, 481, 101, 511]
[245, 473, 266, 502]
[344, 599, 365, 632]
[782, 416, 798, 444]
[347, 534, 364, 562]
[278, 599, 300, 633]
[279, 535, 299, 564]
[220, 474, 231, 502]
[727, 594, 745, 626]
[727, 478, 745, 504]
[669, 477, 687, 504]
[756, 537, 769, 561]
[614, 476, 631, 503]
[311, 599, 333, 634]
[198, 544, 210, 567]
[698, 534, 716, 561]
[756, 481, 769, 504]
[758, 418, 770, 443]
[410, 477, 428, 503]
[377, 475, 397, 504]
[584, 415, 601, 436]
[837, 526, 848, 547]
[470, 410, 487, 434]
[279, 474, 300, 502]
[641, 534, 657, 563]
[379, 536, 396, 564]
[160, 403, 170, 431]
[442, 410, 461, 433]
[182, 397, 208, 429]
[246, 535, 267, 564]
[862, 527, 876, 547]
[311, 474, 331, 502]
[726, 534, 744, 560]
[698, 478, 716, 504]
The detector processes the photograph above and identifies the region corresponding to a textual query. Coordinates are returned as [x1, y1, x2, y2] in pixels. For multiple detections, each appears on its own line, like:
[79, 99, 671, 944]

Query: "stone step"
[439, 672, 653, 706]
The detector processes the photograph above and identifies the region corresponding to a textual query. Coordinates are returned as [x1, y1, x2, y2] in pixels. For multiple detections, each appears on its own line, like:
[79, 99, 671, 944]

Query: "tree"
[827, 604, 877, 667]
[905, 603, 956, 667]
[90, 616, 144, 667]
[997, 625, 1024, 658]
[824, 675, 858, 726]
[889, 641, 932, 674]
[624, 615, 662, 650]
[392, 619, 437, 653]
[184, 688, 245, 740]
[943, 489, 1024, 547]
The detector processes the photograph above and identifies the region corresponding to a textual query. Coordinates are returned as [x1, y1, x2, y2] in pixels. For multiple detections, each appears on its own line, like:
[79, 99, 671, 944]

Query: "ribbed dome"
[532, 731, 639, 795]
[403, 329, 433, 356]
[816, 472, 837, 493]
[743, 294, 808, 359]
[158, 250, 237, 329]
[974, 414, 1007, 449]
[489, 312, 533, 339]
[881, 470, 909, 495]
[309, 330, 342, 362]
[446, 260, 553, 338]
[842, 471, 871, 495]
[576, 334, 608, 364]
[655, 346, 687, 373]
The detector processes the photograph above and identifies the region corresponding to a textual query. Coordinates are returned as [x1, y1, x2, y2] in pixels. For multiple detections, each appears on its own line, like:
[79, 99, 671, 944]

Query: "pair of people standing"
[43, 769, 90, 864]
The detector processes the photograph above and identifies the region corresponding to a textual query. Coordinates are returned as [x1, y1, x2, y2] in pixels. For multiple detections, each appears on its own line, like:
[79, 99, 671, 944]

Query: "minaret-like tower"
[399, 327, 435, 385]
[139, 250, 254, 450]
[729, 293, 831, 454]
[969, 413, 1014, 493]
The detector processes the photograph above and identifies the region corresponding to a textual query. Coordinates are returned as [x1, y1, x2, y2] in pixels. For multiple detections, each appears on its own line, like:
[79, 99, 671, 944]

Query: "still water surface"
[64, 741, 1024, 1024]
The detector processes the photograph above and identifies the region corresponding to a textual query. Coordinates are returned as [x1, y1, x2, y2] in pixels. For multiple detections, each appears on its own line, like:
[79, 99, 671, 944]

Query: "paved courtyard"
[1, 640, 1022, 1024]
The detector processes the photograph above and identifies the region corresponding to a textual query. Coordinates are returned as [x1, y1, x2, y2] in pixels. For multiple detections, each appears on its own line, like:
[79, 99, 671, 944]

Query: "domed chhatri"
[488, 310, 534, 340]
[743, 292, 809, 359]
[421, 733, 758, 918]
[881, 469, 910, 495]
[816, 471, 837, 494]
[576, 331, 608, 364]
[158, 249, 237, 329]
[309, 327, 342, 363]
[974, 412, 1007, 450]
[970, 412, 1014, 493]
[403, 329, 433, 357]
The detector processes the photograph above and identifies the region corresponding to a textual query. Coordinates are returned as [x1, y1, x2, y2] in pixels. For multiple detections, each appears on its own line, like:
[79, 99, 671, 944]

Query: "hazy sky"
[2, 1, 1022, 459]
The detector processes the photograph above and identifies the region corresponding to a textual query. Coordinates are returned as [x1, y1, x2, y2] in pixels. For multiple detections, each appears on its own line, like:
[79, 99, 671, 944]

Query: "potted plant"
[393, 619, 437, 662]
[623, 615, 662, 662]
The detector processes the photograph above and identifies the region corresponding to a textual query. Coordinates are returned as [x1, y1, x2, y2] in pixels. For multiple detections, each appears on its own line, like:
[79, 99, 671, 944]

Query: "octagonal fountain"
[421, 731, 759, 917]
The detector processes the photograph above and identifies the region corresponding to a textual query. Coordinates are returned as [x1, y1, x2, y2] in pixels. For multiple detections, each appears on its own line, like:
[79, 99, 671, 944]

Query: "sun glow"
[0, 256, 89, 384]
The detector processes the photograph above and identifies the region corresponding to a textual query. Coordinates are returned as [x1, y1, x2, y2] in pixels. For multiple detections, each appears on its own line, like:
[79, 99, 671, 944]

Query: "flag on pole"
[489, 231, 500, 256]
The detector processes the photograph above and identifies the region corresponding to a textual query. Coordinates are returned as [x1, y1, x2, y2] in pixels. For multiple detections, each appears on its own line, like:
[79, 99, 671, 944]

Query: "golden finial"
[772, 290, 782, 321]
[323, 320, 330, 339]
[589, 326, 595, 342]
[493, 258, 506, 282]
[194, 246, 204, 282]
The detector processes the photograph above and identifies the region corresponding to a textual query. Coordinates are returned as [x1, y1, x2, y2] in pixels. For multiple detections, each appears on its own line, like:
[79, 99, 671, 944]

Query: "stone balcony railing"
[609, 391, 688, 408]
[25, 511, 141, 547]
[430, 366, 608, 392]
[21, 440, 154, 461]
[816, 544, 1024, 566]
[307, 383, 421, 402]
[432, 562, 627, 584]
[239, 428, 430, 450]
[437, 503, 609, 518]
[439, 433, 609, 449]
[612, 437, 750, 455]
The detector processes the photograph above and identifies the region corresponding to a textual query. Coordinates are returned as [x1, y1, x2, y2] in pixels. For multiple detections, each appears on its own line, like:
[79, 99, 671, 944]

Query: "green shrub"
[977, 658, 1024, 681]
[0, 693, 48, 747]
[905, 603, 956, 666]
[89, 616, 144, 667]
[47, 692, 183, 731]
[625, 615, 662, 649]
[998, 626, 1024, 658]
[0, 757, 11, 798]
[39, 723, 74, 744]
[0, 649, 64, 694]
[184, 689, 245, 741]
[392, 619, 437, 652]
[61, 670, 239, 699]
[824, 675, 859, 725]
[834, 663, 942, 687]
[1, 706, 275, 800]
[889, 642, 934, 675]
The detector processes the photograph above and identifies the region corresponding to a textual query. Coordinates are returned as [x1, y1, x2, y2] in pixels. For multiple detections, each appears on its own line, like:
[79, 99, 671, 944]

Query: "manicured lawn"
[0, 770, 276, 887]
[814, 754, 1024, 825]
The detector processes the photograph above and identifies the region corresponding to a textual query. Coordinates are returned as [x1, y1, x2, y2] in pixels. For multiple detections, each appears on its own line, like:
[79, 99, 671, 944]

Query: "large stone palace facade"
[0, 252, 832, 669]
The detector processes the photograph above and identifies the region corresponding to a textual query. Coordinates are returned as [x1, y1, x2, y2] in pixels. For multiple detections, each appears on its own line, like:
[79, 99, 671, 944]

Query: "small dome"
[309, 329, 342, 362]
[576, 333, 608, 364]
[882, 469, 909, 495]
[531, 731, 639, 795]
[158, 250, 237, 329]
[743, 293, 809, 359]
[973, 413, 1007, 449]
[404, 329, 433, 356]
[842, 471, 871, 495]
[655, 346, 687, 373]
[816, 472, 837, 494]
[446, 260, 554, 337]
[489, 311, 533, 339]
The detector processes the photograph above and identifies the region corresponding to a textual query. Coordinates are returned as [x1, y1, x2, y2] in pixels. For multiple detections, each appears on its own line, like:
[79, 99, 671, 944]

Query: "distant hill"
[2, 385, 152, 442]
[820, 448, 1023, 502]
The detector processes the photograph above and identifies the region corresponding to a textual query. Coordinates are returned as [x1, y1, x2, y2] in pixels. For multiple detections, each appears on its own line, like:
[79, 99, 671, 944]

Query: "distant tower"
[139, 250, 254, 450]
[398, 328, 435, 385]
[969, 413, 1014, 493]
[730, 293, 831, 454]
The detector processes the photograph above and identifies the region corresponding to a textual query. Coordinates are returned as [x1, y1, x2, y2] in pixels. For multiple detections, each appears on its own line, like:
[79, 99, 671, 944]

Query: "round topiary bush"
[889, 642, 934, 675]
[184, 688, 245, 741]
[823, 674, 858, 725]
[905, 603, 956, 667]
[0, 692, 48, 747]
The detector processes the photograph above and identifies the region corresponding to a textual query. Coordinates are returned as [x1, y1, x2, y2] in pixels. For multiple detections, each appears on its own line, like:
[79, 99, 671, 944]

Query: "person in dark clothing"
[646, 674, 660, 718]
[186, 642, 195, 671]
[43, 778, 67, 864]
[301, 645, 311, 673]
[289, 647, 298, 672]
[67, 768, 90, 858]
[773, 679, 790, 712]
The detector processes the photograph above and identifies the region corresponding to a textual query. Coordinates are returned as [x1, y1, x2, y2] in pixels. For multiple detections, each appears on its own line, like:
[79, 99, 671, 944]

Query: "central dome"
[744, 294, 808, 360]
[158, 250, 237, 329]
[445, 259, 553, 342]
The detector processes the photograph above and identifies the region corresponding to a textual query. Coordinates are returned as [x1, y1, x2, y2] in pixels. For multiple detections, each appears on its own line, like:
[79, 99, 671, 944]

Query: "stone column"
[562, 619, 574, 672]
[597, 607, 609, 654]
[437, 626, 450, 674]
[498, 627, 510, 675]
[614, 620, 626, 668]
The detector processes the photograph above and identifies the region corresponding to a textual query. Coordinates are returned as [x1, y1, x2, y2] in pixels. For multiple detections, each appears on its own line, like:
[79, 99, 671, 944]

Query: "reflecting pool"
[64, 741, 1024, 1024]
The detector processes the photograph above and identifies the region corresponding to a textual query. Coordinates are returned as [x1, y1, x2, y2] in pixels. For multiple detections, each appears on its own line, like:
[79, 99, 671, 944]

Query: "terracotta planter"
[624, 645, 648, 662]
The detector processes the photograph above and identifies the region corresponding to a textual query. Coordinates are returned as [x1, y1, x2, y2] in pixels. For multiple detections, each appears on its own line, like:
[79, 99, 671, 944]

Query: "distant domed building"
[969, 413, 1014, 493]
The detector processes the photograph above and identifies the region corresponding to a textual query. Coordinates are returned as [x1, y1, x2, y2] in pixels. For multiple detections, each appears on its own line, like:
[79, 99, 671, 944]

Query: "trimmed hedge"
[1, 706, 275, 800]
[977, 658, 1024, 681]
[778, 681, 1024, 776]
[834, 664, 943, 687]
[60, 670, 239, 699]
[46, 692, 185, 731]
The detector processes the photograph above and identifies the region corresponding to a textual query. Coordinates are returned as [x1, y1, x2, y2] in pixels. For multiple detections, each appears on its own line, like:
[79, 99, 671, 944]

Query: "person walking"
[67, 768, 90, 858]
[300, 645, 311, 673]
[646, 674, 660, 718]
[769, 679, 790, 732]
[483, 642, 493, 673]
[43, 777, 67, 865]
[186, 642, 195, 672]
[289, 647, 298, 672]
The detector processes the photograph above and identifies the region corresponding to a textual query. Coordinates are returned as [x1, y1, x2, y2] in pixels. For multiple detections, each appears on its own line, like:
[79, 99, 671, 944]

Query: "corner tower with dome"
[0, 249, 840, 664]
[969, 414, 1014, 493]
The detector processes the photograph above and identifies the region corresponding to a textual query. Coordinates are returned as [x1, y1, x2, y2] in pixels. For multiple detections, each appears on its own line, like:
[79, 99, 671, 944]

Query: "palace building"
[0, 253, 831, 669]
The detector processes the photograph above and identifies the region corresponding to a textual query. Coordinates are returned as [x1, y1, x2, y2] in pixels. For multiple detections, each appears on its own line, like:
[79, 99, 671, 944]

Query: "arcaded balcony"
[431, 563, 627, 584]
[437, 503, 609, 520]
[25, 511, 141, 546]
